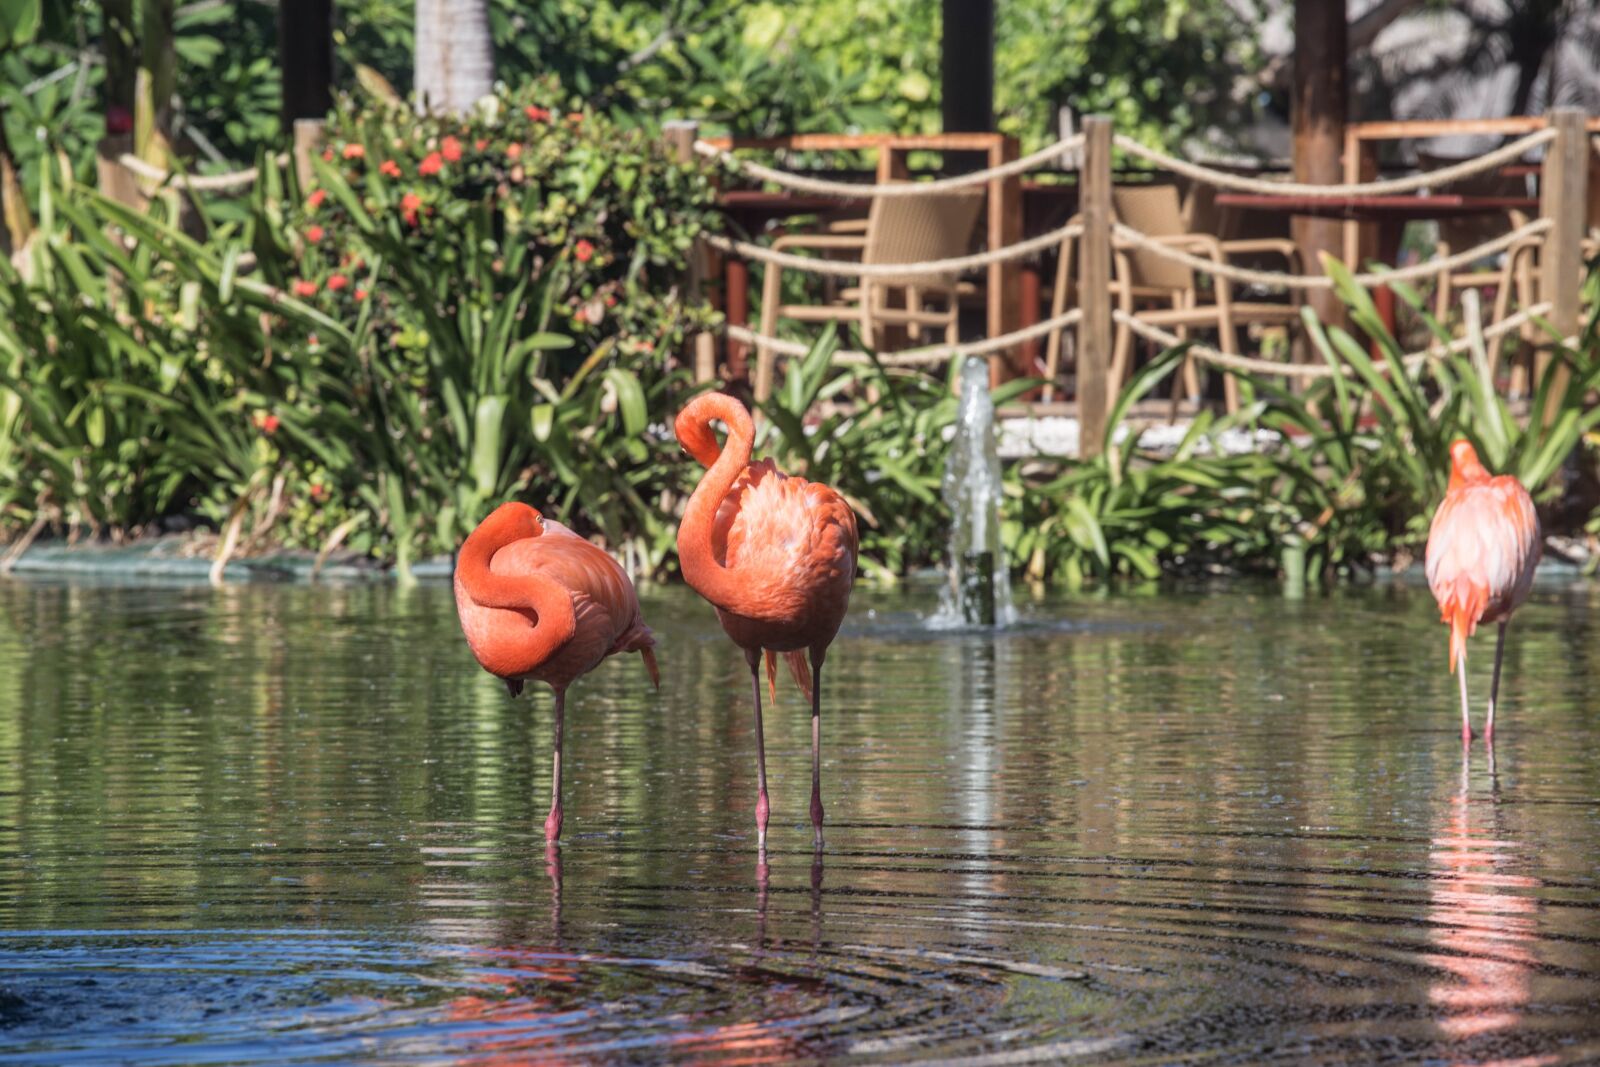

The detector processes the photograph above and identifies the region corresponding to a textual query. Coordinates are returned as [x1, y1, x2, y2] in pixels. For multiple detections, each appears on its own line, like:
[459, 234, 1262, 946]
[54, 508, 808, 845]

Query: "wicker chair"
[1045, 183, 1301, 411]
[753, 189, 984, 400]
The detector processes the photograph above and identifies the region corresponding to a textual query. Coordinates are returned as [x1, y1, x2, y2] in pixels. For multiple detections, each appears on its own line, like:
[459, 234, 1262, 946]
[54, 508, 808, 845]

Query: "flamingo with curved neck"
[456, 502, 659, 841]
[676, 392, 858, 851]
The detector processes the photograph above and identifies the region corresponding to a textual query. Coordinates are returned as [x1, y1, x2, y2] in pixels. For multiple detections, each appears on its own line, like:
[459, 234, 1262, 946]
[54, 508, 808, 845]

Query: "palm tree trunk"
[413, 0, 495, 115]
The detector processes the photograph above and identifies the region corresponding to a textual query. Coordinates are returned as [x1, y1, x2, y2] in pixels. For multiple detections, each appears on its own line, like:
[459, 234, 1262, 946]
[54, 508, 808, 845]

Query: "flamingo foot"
[1461, 722, 1474, 744]
[544, 805, 563, 843]
[755, 789, 770, 852]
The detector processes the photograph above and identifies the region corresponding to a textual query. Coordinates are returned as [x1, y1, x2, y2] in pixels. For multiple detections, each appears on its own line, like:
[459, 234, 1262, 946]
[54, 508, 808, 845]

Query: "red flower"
[441, 136, 462, 163]
[310, 483, 327, 501]
[379, 159, 402, 178]
[418, 151, 443, 177]
[604, 294, 617, 307]
[354, 288, 368, 302]
[566, 112, 583, 124]
[292, 279, 319, 297]
[506, 142, 523, 160]
[475, 139, 488, 151]
[524, 105, 550, 122]
[321, 148, 334, 162]
[342, 143, 366, 160]
[574, 239, 595, 263]
[573, 307, 588, 324]
[307, 189, 327, 210]
[401, 192, 423, 225]
[327, 273, 349, 291]
[253, 411, 280, 434]
[305, 224, 324, 243]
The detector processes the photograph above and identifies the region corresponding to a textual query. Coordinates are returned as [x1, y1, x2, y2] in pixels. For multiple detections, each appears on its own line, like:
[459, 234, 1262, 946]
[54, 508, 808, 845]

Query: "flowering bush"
[0, 79, 725, 576]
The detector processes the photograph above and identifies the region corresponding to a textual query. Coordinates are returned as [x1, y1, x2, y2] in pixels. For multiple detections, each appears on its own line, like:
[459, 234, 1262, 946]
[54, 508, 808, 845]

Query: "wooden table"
[1214, 193, 1540, 346]
[716, 182, 1078, 380]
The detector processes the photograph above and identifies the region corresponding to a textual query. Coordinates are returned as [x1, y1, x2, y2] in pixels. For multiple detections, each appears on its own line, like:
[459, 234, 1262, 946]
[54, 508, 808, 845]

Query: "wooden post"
[292, 118, 326, 190]
[1537, 107, 1587, 423]
[1078, 116, 1112, 458]
[1291, 0, 1348, 341]
[988, 135, 1025, 385]
[665, 120, 719, 384]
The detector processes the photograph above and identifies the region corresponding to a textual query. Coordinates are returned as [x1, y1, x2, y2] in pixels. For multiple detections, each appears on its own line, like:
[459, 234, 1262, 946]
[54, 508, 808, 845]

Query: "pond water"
[2, 576, 1599, 1064]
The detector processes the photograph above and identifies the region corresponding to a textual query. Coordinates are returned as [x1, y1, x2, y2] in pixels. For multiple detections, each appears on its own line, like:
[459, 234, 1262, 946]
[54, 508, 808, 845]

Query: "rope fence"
[725, 308, 1085, 368]
[1111, 218, 1552, 291]
[117, 153, 278, 192]
[1112, 302, 1555, 380]
[1111, 128, 1556, 198]
[702, 222, 1082, 278]
[695, 133, 1086, 197]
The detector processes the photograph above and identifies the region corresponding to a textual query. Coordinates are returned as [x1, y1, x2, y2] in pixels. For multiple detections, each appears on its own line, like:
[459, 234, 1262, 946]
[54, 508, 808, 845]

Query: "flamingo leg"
[544, 688, 565, 842]
[746, 649, 770, 853]
[1486, 621, 1507, 746]
[809, 652, 825, 850]
[1456, 649, 1473, 744]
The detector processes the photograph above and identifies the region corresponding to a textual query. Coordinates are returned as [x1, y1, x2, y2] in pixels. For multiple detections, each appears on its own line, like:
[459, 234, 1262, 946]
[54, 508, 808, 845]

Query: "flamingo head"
[1448, 439, 1490, 489]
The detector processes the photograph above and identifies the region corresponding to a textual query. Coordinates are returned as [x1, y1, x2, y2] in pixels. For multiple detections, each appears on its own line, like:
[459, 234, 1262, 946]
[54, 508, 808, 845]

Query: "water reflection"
[1, 578, 1599, 1063]
[1427, 751, 1541, 1052]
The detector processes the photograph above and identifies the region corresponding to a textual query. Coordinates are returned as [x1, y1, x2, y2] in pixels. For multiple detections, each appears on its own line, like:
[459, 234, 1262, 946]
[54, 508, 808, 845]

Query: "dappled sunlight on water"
[1, 578, 1599, 1063]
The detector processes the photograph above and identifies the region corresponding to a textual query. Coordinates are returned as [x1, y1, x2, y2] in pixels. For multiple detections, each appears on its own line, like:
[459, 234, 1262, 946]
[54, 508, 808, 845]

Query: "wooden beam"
[1291, 0, 1348, 338]
[988, 135, 1025, 386]
[665, 120, 720, 384]
[1078, 116, 1113, 458]
[278, 0, 334, 126]
[1537, 107, 1588, 426]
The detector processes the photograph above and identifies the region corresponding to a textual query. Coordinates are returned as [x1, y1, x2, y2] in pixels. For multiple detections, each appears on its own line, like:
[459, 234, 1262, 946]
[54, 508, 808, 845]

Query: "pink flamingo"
[1424, 440, 1540, 744]
[455, 502, 658, 842]
[675, 393, 858, 851]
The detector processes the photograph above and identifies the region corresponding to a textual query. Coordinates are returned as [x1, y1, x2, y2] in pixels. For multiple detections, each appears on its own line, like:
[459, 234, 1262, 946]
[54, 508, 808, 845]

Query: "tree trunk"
[413, 0, 495, 115]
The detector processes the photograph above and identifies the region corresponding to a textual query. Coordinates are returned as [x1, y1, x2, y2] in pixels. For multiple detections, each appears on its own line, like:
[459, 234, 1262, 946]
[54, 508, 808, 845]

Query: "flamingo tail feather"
[761, 649, 814, 704]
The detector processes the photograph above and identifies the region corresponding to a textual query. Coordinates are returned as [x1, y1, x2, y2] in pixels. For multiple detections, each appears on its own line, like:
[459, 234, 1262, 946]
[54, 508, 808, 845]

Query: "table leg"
[1019, 260, 1042, 372]
[725, 255, 750, 384]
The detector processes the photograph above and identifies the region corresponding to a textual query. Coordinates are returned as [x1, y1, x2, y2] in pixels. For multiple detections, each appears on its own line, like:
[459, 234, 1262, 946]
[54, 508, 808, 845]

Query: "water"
[3, 576, 1600, 1064]
[937, 358, 1016, 628]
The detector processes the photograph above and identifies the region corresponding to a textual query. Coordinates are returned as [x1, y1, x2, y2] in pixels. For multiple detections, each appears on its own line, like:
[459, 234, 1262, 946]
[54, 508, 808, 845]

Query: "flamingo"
[1424, 440, 1540, 744]
[455, 502, 659, 842]
[675, 392, 858, 851]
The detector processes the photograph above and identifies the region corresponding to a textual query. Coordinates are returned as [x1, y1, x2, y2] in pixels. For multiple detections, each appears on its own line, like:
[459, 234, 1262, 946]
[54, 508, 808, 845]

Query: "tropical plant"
[1006, 349, 1279, 587]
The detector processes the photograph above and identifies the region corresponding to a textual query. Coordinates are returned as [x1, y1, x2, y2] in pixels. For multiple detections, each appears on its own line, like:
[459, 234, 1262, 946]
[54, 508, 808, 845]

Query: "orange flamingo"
[1424, 440, 1540, 744]
[455, 502, 658, 842]
[675, 393, 858, 851]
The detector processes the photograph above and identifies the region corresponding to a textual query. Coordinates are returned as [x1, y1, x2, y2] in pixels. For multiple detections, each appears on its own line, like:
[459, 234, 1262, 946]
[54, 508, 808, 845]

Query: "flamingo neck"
[457, 502, 576, 675]
[675, 393, 755, 610]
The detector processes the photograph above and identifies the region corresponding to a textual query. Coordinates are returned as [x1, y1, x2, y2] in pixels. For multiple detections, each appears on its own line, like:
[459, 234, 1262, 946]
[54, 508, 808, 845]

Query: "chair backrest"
[1417, 151, 1528, 250]
[862, 188, 984, 288]
[1111, 183, 1192, 291]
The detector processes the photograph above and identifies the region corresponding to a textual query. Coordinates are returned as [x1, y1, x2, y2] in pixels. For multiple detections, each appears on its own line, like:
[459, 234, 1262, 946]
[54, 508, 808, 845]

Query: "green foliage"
[1006, 350, 1278, 587]
[0, 83, 720, 577]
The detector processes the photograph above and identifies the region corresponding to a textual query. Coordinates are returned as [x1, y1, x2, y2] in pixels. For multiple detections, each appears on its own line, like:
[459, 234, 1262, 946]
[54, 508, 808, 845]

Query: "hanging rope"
[117, 153, 287, 192]
[703, 223, 1081, 278]
[724, 308, 1084, 368]
[696, 133, 1086, 198]
[1110, 218, 1552, 291]
[1111, 128, 1556, 198]
[1112, 302, 1554, 380]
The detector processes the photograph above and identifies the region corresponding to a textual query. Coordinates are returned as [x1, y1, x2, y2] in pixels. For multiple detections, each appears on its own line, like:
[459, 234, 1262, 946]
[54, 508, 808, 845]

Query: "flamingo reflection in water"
[1425, 753, 1543, 1052]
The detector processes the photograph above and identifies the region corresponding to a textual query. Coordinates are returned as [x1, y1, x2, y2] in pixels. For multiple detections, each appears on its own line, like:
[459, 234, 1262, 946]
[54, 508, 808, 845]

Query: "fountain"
[936, 357, 1015, 628]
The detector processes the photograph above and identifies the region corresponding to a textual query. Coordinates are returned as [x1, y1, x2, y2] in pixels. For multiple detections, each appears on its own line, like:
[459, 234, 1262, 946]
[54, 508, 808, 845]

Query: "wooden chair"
[1045, 183, 1302, 412]
[754, 189, 984, 400]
